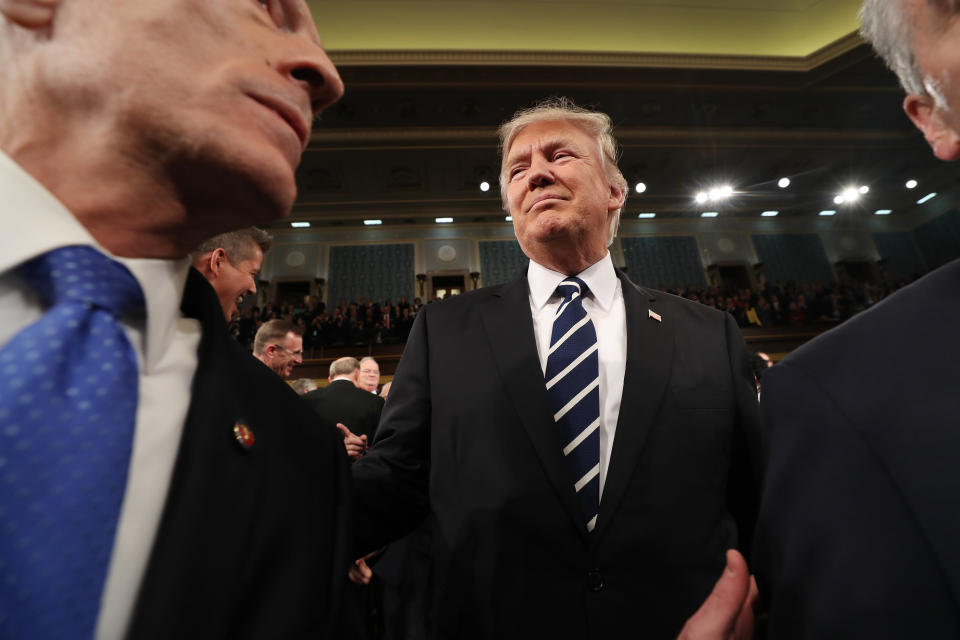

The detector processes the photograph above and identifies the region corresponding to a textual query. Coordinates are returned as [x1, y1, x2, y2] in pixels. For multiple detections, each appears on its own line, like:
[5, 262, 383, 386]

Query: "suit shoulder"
[639, 285, 731, 325]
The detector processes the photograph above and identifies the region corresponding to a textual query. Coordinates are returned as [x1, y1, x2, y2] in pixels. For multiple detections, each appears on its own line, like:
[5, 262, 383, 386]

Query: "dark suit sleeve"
[351, 309, 432, 555]
[754, 362, 958, 638]
[724, 312, 762, 559]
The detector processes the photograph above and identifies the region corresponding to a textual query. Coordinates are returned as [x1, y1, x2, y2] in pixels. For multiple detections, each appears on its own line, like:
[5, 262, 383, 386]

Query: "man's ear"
[608, 181, 627, 213]
[0, 0, 59, 30]
[209, 248, 228, 277]
[904, 92, 960, 161]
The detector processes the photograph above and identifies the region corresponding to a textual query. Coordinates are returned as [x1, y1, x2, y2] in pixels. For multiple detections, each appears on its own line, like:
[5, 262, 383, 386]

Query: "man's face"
[40, 0, 343, 225]
[359, 361, 380, 392]
[903, 0, 960, 160]
[270, 332, 303, 378]
[216, 245, 264, 321]
[504, 120, 623, 269]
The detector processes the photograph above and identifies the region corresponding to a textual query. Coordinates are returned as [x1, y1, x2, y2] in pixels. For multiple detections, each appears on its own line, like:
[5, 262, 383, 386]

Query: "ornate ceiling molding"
[329, 33, 865, 72]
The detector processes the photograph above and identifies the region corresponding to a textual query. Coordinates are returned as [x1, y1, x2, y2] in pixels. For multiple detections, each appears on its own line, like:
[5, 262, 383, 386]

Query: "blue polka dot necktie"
[0, 246, 145, 638]
[545, 277, 600, 533]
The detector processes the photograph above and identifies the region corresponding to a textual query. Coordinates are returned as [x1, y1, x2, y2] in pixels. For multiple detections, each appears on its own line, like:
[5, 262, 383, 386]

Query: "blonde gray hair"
[860, 0, 960, 109]
[497, 97, 628, 246]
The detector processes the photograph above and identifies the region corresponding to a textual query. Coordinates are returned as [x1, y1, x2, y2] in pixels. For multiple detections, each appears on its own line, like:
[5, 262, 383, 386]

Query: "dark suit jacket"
[126, 268, 352, 639]
[755, 259, 960, 638]
[303, 378, 385, 441]
[353, 269, 760, 639]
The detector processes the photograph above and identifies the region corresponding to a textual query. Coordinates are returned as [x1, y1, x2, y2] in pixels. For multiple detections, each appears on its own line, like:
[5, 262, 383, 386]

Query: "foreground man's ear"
[0, 0, 58, 30]
[904, 92, 960, 162]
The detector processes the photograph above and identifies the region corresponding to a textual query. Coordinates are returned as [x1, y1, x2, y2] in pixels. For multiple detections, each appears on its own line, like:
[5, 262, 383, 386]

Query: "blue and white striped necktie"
[545, 277, 600, 533]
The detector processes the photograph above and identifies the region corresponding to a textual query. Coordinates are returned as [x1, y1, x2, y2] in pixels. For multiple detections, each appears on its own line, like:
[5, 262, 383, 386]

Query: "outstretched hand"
[677, 549, 757, 640]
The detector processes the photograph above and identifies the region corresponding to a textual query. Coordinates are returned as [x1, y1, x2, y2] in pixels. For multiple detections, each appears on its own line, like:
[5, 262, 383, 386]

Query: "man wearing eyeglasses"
[253, 319, 304, 379]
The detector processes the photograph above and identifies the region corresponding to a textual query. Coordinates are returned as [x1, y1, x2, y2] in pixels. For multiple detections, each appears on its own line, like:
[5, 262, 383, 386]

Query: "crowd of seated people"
[229, 272, 921, 352]
[660, 277, 918, 328]
[232, 294, 424, 351]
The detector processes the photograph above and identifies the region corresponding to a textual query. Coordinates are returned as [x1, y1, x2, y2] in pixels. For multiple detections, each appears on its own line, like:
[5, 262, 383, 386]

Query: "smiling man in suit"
[351, 97, 761, 639]
[0, 0, 349, 638]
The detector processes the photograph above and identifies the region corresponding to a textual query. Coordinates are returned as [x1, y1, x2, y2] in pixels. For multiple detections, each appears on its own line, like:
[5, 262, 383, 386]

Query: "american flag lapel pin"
[648, 309, 662, 323]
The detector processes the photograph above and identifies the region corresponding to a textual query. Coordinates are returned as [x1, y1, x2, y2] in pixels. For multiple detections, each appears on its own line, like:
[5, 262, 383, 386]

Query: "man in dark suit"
[755, 1, 960, 636]
[351, 98, 761, 639]
[0, 0, 349, 637]
[305, 356, 385, 452]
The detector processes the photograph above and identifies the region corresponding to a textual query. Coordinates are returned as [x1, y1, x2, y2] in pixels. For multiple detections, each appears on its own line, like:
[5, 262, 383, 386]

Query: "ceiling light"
[840, 187, 860, 203]
[480, 181, 490, 192]
[290, 221, 310, 228]
[363, 219, 382, 226]
[778, 178, 791, 188]
[874, 209, 892, 215]
[435, 217, 453, 223]
[504, 216, 513, 222]
[906, 179, 918, 189]
[917, 192, 937, 204]
[859, 185, 870, 194]
[638, 213, 656, 218]
[819, 210, 837, 216]
[635, 182, 647, 194]
[761, 211, 779, 217]
[701, 211, 719, 218]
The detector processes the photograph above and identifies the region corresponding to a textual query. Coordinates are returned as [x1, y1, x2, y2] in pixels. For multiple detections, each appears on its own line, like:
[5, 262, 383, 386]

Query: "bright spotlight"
[708, 188, 721, 200]
[720, 185, 733, 197]
[906, 179, 918, 189]
[838, 187, 860, 204]
[480, 181, 490, 192]
[778, 178, 791, 188]
[859, 185, 869, 194]
[635, 182, 647, 194]
[695, 192, 708, 204]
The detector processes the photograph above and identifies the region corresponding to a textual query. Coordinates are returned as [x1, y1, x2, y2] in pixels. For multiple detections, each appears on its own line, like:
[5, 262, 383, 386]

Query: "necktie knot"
[17, 246, 145, 317]
[555, 277, 588, 313]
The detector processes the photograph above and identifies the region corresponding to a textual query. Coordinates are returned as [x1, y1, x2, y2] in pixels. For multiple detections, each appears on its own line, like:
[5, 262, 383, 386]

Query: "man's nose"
[527, 156, 555, 188]
[280, 41, 345, 123]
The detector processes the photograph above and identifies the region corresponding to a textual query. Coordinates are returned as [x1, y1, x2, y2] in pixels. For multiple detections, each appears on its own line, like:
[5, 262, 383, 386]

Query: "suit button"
[587, 570, 604, 592]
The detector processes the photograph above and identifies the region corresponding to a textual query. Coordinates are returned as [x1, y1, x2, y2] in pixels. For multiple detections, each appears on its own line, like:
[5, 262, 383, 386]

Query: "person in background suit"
[754, 1, 960, 636]
[253, 319, 303, 379]
[358, 356, 381, 393]
[291, 377, 319, 395]
[305, 356, 385, 459]
[350, 97, 761, 639]
[191, 227, 272, 321]
[0, 0, 349, 637]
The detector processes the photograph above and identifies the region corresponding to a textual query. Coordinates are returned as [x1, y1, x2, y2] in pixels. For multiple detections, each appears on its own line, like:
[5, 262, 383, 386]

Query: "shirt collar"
[527, 251, 618, 312]
[0, 149, 192, 372]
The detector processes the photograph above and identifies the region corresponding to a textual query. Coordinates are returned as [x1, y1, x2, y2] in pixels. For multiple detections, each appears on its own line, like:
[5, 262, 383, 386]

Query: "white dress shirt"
[527, 252, 627, 498]
[0, 150, 201, 639]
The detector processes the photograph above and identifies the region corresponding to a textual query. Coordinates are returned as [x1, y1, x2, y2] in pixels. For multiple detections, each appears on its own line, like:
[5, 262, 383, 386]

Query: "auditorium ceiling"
[286, 1, 955, 230]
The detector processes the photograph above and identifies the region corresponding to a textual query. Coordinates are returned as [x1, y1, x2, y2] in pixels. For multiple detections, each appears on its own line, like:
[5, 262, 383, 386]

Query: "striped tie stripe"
[545, 276, 600, 533]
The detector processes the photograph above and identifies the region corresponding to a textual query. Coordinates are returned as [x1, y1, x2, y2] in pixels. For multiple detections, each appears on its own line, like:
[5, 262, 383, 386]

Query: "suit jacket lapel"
[479, 273, 589, 542]
[594, 271, 675, 541]
[131, 269, 263, 635]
